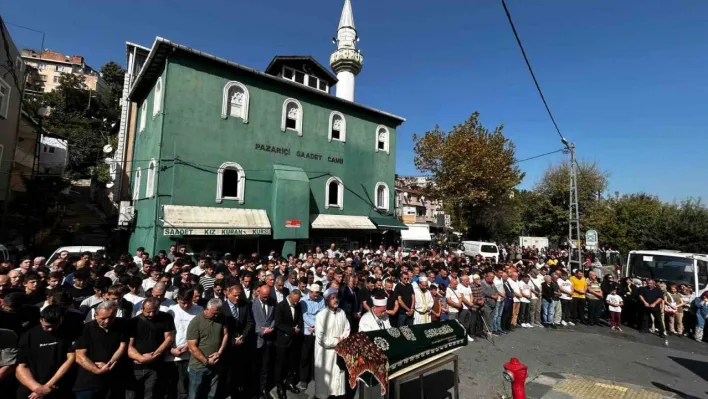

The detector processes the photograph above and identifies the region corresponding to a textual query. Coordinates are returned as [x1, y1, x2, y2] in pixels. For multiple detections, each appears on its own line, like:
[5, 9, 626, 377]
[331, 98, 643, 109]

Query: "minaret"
[330, 0, 363, 102]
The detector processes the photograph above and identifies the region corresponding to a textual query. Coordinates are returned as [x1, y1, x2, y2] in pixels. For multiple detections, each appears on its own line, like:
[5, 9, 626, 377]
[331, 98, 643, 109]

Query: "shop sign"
[285, 220, 301, 228]
[164, 228, 271, 236]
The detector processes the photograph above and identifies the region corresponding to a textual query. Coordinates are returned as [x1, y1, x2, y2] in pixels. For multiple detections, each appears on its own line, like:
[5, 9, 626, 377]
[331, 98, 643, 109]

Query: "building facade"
[21, 48, 107, 94]
[394, 176, 450, 227]
[0, 17, 24, 210]
[120, 1, 405, 256]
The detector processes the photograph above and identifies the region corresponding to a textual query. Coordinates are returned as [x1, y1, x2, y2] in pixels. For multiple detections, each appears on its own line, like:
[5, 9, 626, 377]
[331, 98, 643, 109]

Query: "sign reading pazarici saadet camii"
[335, 320, 467, 395]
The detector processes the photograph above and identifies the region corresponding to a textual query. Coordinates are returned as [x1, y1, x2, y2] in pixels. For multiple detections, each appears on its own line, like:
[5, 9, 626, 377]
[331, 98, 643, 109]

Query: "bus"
[623, 250, 708, 296]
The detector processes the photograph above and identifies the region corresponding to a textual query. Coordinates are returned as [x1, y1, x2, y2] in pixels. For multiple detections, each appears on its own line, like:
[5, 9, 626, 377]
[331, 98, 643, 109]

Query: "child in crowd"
[606, 287, 624, 331]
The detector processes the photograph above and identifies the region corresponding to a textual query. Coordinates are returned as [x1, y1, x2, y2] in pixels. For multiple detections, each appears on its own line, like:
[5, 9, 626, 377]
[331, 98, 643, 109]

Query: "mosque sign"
[164, 228, 271, 236]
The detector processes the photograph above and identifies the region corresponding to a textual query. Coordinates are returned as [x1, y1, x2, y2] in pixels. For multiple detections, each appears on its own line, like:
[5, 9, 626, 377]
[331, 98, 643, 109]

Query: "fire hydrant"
[503, 357, 528, 399]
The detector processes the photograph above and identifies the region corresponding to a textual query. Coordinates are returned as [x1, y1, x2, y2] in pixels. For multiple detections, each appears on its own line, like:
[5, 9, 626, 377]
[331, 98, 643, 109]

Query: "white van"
[47, 246, 105, 265]
[624, 250, 707, 296]
[462, 241, 499, 262]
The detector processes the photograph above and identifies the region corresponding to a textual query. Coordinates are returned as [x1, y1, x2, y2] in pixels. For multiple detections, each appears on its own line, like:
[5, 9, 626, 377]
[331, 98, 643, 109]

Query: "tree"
[525, 160, 609, 242]
[34, 64, 122, 181]
[646, 199, 708, 253]
[100, 61, 126, 117]
[583, 192, 663, 253]
[413, 112, 525, 234]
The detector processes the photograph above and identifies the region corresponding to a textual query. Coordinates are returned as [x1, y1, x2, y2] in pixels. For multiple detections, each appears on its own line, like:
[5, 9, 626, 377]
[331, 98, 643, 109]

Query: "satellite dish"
[103, 144, 113, 154]
[104, 157, 113, 165]
[105, 182, 114, 188]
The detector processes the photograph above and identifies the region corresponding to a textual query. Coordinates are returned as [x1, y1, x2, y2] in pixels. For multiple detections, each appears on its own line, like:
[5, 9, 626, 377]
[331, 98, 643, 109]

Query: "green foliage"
[413, 112, 525, 233]
[30, 62, 125, 180]
[645, 199, 708, 253]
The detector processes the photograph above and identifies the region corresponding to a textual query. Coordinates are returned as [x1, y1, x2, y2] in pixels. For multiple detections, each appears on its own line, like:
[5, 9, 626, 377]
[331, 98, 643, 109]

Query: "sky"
[4, 0, 707, 201]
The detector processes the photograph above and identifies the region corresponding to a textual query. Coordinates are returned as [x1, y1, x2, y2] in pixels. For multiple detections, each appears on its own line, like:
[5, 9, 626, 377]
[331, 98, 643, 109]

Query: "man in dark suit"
[220, 283, 253, 398]
[273, 289, 303, 399]
[270, 276, 290, 304]
[252, 281, 277, 399]
[338, 274, 361, 332]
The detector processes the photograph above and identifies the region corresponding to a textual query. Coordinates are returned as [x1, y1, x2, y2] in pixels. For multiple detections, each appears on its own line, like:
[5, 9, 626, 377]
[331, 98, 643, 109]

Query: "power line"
[501, 0, 565, 143]
[514, 148, 565, 164]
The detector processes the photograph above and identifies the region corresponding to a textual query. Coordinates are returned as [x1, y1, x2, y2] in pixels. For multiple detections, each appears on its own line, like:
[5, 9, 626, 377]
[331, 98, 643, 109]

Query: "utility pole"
[564, 139, 583, 272]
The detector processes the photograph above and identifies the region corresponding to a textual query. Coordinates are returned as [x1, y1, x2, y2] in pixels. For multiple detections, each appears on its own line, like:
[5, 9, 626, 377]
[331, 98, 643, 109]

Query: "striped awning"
[310, 214, 377, 230]
[162, 205, 271, 229]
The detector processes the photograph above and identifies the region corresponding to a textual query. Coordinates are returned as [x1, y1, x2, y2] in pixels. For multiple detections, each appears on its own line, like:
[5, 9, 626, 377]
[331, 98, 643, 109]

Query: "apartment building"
[21, 48, 107, 93]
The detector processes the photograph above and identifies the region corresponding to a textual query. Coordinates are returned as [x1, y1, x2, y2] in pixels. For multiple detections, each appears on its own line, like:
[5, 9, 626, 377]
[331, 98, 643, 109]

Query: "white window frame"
[0, 77, 11, 119]
[375, 182, 390, 211]
[152, 78, 162, 117]
[325, 176, 344, 209]
[139, 101, 147, 132]
[145, 159, 157, 198]
[282, 66, 328, 92]
[15, 56, 23, 72]
[328, 111, 346, 142]
[375, 125, 390, 154]
[281, 98, 303, 136]
[221, 81, 250, 122]
[133, 167, 141, 200]
[216, 162, 245, 204]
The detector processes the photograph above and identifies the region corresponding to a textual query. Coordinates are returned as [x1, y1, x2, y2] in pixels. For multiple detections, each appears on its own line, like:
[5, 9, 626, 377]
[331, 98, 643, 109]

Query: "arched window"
[281, 98, 303, 136]
[133, 167, 141, 200]
[221, 81, 250, 122]
[325, 176, 343, 209]
[375, 125, 389, 154]
[139, 101, 147, 132]
[152, 78, 162, 116]
[145, 159, 157, 197]
[375, 182, 389, 211]
[328, 111, 346, 142]
[216, 162, 245, 204]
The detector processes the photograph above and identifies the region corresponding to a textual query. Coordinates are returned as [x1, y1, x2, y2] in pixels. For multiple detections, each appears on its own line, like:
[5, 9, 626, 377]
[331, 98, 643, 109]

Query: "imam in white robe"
[358, 312, 392, 399]
[314, 307, 351, 399]
[414, 287, 434, 325]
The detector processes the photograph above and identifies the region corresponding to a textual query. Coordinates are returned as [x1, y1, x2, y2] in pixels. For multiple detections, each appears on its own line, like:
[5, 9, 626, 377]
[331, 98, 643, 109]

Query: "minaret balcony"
[330, 49, 364, 74]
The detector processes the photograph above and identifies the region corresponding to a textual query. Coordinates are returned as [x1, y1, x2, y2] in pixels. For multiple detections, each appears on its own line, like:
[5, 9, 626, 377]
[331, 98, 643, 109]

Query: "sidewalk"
[525, 373, 679, 399]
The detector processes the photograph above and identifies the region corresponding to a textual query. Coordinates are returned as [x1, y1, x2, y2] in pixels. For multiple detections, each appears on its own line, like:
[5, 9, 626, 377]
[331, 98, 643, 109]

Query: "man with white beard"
[358, 296, 391, 399]
[314, 288, 351, 399]
[414, 277, 434, 325]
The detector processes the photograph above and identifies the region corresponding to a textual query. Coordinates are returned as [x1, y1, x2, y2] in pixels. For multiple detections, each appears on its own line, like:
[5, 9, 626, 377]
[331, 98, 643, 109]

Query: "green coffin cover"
[335, 320, 467, 395]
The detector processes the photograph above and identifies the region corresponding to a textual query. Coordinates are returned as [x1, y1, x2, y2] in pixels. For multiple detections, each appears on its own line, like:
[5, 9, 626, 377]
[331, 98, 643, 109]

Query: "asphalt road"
[290, 322, 708, 399]
[395, 323, 708, 399]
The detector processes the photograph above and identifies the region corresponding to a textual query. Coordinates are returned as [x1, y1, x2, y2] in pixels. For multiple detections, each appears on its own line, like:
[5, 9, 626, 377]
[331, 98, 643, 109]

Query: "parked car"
[47, 245, 106, 265]
[462, 241, 499, 263]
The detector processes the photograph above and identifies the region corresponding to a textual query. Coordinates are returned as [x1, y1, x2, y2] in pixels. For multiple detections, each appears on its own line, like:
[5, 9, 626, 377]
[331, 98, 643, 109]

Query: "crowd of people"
[0, 243, 706, 399]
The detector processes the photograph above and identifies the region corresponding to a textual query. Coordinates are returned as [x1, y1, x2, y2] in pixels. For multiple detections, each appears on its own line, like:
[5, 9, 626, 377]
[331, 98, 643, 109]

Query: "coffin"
[335, 320, 467, 395]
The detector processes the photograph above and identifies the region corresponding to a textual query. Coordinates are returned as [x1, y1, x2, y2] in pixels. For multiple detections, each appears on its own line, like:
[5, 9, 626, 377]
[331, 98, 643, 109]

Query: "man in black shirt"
[15, 305, 83, 399]
[126, 297, 175, 399]
[394, 272, 415, 327]
[73, 301, 128, 399]
[68, 269, 94, 311]
[384, 279, 399, 326]
[22, 273, 44, 306]
[359, 277, 376, 314]
[638, 279, 665, 337]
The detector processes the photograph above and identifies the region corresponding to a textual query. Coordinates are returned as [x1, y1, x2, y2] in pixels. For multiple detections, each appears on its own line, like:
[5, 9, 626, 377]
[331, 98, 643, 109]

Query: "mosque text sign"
[164, 228, 271, 236]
